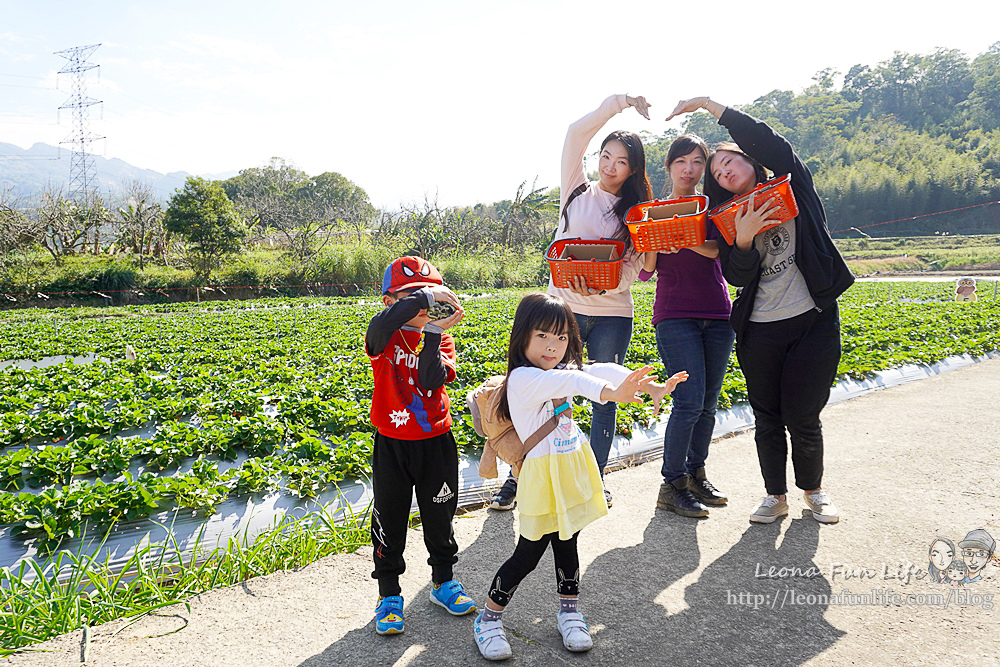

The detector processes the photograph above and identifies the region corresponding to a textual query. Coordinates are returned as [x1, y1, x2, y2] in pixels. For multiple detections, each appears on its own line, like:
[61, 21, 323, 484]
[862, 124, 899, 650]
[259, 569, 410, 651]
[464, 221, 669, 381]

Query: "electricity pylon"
[55, 43, 103, 205]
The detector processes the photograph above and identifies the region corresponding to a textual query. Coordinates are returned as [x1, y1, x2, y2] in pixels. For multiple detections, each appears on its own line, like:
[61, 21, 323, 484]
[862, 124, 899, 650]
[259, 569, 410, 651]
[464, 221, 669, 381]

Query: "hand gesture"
[427, 285, 460, 308]
[665, 97, 710, 121]
[646, 371, 689, 416]
[567, 275, 603, 296]
[626, 95, 652, 120]
[429, 305, 465, 330]
[607, 365, 657, 404]
[733, 192, 781, 249]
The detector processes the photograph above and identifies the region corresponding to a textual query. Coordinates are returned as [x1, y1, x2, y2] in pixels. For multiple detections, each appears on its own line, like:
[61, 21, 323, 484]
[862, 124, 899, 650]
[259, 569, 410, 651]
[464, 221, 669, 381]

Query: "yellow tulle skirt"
[516, 440, 608, 541]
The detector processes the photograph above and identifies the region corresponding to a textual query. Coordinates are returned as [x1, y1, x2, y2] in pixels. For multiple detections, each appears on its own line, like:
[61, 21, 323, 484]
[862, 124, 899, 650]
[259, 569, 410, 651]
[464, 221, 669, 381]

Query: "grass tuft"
[0, 504, 369, 656]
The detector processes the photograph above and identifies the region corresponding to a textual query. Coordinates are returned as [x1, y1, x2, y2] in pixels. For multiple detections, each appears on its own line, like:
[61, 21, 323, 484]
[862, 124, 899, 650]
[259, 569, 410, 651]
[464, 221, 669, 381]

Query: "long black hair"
[497, 293, 584, 421]
[704, 141, 770, 209]
[561, 130, 652, 252]
[928, 537, 957, 582]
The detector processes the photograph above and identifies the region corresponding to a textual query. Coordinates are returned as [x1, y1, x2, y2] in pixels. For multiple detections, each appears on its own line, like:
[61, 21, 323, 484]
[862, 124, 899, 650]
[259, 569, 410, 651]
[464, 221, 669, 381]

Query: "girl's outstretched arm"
[600, 365, 657, 404]
[595, 366, 688, 414]
[646, 371, 689, 416]
[508, 366, 616, 407]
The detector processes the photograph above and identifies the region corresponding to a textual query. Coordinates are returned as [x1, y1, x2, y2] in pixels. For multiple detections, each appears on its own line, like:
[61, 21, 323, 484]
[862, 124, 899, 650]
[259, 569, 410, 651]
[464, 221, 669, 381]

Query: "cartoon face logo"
[382, 256, 443, 294]
[557, 415, 574, 438]
[946, 560, 967, 585]
[927, 529, 996, 585]
[928, 538, 956, 582]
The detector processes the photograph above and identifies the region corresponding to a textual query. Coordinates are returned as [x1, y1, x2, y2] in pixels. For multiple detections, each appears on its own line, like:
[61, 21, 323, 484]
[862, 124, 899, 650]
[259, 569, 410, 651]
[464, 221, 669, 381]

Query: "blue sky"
[1, 0, 997, 208]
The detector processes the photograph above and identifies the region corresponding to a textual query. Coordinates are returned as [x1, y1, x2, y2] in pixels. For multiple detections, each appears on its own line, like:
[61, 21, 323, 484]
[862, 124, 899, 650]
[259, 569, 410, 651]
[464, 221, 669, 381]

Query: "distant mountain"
[0, 141, 238, 202]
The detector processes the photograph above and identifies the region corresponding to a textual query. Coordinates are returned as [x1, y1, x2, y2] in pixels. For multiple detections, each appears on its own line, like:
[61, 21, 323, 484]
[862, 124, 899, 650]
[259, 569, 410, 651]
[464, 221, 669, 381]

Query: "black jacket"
[715, 108, 854, 341]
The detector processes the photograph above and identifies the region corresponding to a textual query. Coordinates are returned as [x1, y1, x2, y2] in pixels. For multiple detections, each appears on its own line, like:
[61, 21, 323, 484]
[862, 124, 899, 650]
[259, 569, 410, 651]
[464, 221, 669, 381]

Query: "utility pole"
[55, 43, 104, 251]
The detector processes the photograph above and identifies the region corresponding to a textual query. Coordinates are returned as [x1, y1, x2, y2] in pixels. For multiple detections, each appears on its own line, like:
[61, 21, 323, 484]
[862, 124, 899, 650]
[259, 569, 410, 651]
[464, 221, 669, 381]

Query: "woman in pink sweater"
[557, 95, 655, 505]
[491, 94, 652, 511]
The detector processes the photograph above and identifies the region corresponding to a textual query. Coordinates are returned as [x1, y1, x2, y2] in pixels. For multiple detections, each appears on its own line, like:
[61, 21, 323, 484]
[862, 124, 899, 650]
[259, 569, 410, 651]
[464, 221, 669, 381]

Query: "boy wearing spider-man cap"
[365, 255, 475, 635]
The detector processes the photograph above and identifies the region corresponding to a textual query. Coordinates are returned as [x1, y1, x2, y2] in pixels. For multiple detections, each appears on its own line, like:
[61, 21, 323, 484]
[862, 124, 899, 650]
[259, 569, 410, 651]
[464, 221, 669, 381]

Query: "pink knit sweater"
[547, 94, 642, 318]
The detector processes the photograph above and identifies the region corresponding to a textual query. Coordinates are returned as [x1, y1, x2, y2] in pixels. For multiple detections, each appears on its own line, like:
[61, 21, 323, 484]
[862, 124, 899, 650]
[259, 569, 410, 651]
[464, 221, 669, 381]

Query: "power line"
[0, 72, 50, 80]
[91, 84, 177, 118]
[0, 82, 57, 90]
[832, 199, 1000, 235]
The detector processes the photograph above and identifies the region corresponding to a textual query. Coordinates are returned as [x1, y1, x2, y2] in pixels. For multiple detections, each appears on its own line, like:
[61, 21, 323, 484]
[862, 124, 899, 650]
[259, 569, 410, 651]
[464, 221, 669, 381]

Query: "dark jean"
[655, 318, 735, 483]
[736, 304, 841, 496]
[573, 313, 632, 474]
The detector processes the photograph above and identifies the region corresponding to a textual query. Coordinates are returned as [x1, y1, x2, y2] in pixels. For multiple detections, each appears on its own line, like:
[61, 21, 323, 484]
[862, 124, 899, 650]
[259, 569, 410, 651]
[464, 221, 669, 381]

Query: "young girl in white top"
[473, 293, 687, 660]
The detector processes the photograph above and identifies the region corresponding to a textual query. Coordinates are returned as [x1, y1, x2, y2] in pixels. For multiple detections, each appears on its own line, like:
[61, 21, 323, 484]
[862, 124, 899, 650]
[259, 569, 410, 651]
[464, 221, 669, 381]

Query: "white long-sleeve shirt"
[548, 94, 643, 318]
[506, 363, 632, 459]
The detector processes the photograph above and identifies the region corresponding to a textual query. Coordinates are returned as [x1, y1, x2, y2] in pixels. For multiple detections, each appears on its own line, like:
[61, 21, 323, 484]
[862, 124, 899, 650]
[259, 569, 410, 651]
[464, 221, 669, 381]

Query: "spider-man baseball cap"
[382, 256, 443, 294]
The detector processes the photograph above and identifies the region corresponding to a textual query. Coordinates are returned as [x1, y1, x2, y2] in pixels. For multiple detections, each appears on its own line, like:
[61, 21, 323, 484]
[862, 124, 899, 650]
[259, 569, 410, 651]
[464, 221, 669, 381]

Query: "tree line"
[3, 44, 998, 289]
[0, 157, 557, 286]
[645, 44, 1000, 235]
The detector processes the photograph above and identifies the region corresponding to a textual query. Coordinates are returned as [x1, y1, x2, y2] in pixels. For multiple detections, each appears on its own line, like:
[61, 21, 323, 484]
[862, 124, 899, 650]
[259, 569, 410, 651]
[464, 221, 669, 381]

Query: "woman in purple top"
[639, 134, 735, 518]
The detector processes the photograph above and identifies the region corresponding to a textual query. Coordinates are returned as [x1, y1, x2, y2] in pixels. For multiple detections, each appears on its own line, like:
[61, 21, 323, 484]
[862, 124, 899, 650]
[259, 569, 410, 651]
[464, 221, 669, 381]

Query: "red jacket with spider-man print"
[365, 287, 457, 439]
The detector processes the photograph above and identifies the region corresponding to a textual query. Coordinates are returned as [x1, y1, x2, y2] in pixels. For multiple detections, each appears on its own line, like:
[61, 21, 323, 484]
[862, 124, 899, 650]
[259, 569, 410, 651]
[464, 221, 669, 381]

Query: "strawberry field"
[1, 282, 998, 552]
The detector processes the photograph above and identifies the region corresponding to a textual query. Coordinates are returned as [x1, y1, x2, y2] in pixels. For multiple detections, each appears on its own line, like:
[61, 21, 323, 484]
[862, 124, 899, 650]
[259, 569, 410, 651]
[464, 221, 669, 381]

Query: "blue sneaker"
[429, 580, 477, 615]
[375, 595, 404, 635]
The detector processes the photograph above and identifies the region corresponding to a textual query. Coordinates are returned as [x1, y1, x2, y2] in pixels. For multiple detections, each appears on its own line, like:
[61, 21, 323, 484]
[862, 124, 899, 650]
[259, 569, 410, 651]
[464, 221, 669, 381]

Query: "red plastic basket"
[708, 173, 799, 245]
[546, 238, 625, 290]
[625, 195, 709, 251]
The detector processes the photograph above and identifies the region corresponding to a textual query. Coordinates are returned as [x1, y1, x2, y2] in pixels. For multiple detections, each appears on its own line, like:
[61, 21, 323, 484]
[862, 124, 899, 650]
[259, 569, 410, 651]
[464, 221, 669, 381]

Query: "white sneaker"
[749, 495, 789, 524]
[557, 611, 593, 652]
[474, 612, 512, 661]
[804, 490, 839, 523]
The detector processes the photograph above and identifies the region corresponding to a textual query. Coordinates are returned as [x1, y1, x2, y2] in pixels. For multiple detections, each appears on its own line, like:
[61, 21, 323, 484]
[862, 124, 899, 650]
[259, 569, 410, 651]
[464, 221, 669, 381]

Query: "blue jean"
[655, 318, 735, 483]
[574, 313, 632, 475]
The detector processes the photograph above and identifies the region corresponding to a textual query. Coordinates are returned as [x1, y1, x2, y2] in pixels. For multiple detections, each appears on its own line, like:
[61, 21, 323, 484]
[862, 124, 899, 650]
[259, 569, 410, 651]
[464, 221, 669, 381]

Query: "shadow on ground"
[587, 511, 845, 665]
[298, 505, 844, 666]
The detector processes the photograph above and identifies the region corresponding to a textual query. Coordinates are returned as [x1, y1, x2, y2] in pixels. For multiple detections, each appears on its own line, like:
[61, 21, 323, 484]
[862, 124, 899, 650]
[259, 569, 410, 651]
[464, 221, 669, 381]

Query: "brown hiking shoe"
[688, 468, 728, 506]
[656, 478, 709, 518]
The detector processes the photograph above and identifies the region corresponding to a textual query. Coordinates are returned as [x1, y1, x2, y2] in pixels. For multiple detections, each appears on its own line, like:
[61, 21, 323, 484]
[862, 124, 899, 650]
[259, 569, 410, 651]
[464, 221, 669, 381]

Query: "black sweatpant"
[370, 430, 459, 598]
[487, 531, 580, 607]
[736, 303, 841, 496]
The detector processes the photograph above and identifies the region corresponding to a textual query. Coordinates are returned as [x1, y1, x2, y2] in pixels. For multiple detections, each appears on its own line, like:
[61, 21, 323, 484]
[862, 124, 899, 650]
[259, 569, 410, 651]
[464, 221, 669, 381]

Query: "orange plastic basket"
[708, 173, 799, 245]
[546, 238, 625, 290]
[625, 195, 709, 251]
